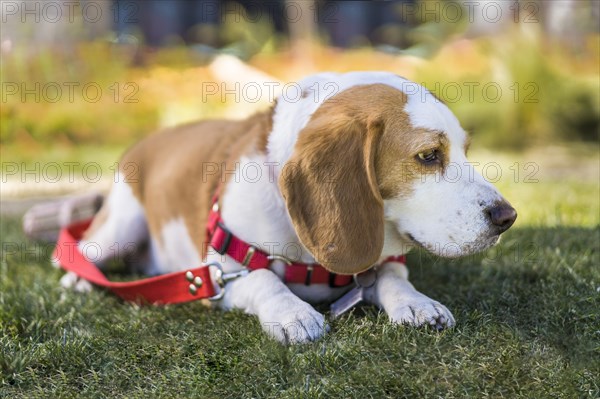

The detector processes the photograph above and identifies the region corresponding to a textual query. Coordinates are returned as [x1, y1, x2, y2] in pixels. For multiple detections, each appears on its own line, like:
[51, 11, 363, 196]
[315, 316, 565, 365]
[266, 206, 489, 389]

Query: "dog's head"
[275, 73, 516, 274]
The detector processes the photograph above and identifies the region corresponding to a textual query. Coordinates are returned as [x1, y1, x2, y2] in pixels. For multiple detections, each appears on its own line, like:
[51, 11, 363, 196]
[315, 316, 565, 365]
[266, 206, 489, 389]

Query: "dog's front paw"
[261, 299, 329, 344]
[59, 271, 93, 293]
[388, 293, 455, 330]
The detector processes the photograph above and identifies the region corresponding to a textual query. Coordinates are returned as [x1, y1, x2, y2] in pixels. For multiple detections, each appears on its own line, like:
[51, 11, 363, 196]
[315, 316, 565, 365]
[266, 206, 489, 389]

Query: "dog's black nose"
[486, 202, 517, 234]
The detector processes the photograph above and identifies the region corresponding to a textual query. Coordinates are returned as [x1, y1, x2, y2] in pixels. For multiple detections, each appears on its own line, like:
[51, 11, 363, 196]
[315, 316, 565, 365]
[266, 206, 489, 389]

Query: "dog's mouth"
[403, 232, 500, 258]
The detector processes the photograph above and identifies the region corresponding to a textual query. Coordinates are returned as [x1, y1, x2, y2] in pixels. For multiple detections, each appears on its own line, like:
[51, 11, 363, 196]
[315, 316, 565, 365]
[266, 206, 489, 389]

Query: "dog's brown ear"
[279, 114, 384, 274]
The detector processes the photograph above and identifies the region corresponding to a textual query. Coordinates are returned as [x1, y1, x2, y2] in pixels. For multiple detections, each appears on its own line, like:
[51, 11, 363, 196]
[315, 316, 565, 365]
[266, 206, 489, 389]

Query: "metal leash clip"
[205, 261, 250, 301]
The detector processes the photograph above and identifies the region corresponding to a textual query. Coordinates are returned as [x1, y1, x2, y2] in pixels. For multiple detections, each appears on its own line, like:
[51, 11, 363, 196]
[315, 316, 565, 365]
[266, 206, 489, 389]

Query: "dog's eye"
[417, 149, 439, 164]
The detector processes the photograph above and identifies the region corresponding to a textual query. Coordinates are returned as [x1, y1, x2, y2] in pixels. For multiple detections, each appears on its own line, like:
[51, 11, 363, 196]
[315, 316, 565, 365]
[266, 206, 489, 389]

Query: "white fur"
[384, 160, 503, 257]
[365, 261, 455, 328]
[220, 269, 329, 344]
[220, 155, 307, 263]
[154, 218, 202, 274]
[60, 271, 93, 293]
[78, 172, 149, 266]
[67, 72, 514, 343]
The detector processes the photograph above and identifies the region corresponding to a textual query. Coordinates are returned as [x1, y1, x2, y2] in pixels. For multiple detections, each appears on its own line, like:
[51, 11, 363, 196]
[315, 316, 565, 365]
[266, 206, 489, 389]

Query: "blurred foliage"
[414, 30, 599, 148]
[1, 21, 598, 158]
[0, 43, 159, 150]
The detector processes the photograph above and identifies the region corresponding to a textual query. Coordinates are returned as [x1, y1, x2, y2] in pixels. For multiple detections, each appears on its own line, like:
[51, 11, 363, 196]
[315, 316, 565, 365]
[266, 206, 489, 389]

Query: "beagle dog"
[61, 72, 517, 344]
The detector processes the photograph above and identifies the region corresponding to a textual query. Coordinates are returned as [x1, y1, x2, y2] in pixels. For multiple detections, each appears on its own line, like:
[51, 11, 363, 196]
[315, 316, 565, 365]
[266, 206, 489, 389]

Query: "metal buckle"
[242, 246, 256, 267]
[266, 254, 292, 266]
[206, 262, 250, 301]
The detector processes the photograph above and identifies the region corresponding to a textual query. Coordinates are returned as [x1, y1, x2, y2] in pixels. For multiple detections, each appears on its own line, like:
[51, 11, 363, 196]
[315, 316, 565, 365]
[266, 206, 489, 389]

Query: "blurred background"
[1, 0, 599, 227]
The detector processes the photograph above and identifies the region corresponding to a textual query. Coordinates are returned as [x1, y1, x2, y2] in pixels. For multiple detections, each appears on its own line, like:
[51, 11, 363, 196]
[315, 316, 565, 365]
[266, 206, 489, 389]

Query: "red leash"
[53, 219, 216, 304]
[52, 199, 406, 305]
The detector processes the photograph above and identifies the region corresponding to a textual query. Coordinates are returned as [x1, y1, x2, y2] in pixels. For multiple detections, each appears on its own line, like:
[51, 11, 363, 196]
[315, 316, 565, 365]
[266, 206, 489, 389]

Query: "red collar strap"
[205, 200, 405, 287]
[206, 202, 354, 287]
[52, 201, 406, 304]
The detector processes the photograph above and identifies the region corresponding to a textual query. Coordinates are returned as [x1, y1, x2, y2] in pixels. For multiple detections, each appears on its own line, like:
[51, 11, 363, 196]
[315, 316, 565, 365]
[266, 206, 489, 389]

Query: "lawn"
[1, 148, 599, 398]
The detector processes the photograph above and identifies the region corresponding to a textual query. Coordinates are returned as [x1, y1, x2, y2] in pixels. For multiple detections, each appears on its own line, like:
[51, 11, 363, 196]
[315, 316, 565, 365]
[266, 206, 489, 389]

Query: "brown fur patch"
[255, 101, 276, 153]
[117, 109, 273, 257]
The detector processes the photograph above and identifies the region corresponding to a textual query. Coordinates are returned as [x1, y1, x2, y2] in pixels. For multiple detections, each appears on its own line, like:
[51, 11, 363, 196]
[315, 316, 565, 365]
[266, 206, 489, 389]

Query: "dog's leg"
[364, 262, 455, 329]
[59, 176, 151, 291]
[218, 269, 328, 344]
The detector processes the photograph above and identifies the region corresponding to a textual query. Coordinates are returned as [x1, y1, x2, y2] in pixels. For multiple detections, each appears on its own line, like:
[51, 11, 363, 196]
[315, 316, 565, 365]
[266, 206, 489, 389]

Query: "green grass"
[1, 220, 598, 398]
[1, 150, 599, 398]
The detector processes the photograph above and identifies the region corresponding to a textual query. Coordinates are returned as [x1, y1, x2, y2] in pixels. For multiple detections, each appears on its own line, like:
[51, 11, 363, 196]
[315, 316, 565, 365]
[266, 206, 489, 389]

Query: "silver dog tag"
[330, 286, 364, 319]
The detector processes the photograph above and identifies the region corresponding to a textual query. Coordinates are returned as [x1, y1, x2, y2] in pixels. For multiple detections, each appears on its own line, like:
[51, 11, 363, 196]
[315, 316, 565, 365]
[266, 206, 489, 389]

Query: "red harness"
[53, 199, 405, 304]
